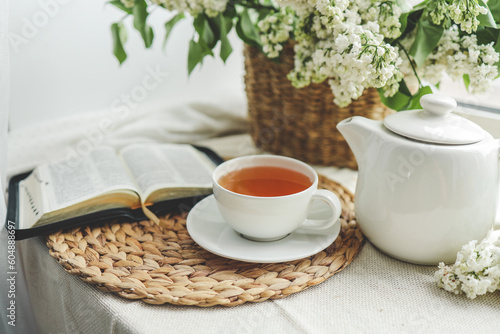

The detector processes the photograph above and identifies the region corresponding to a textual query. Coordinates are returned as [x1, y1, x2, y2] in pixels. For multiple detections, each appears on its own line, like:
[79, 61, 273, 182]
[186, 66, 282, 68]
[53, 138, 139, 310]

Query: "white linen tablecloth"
[3, 95, 500, 333]
[9, 133, 500, 334]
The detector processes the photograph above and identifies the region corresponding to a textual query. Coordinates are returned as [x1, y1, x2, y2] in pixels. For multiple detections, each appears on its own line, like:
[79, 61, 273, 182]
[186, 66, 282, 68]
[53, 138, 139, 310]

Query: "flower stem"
[397, 41, 423, 88]
[119, 13, 129, 23]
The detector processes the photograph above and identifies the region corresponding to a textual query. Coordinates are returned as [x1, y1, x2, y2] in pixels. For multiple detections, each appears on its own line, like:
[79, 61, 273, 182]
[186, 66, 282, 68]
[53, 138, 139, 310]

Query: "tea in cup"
[212, 155, 342, 241]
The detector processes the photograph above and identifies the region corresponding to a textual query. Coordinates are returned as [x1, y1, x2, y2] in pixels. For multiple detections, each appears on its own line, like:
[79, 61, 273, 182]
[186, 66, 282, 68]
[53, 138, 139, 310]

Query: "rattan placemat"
[46, 175, 363, 307]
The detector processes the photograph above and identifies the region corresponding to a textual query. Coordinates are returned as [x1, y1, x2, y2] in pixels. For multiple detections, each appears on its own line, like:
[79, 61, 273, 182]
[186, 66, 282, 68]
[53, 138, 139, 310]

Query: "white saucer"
[186, 195, 341, 263]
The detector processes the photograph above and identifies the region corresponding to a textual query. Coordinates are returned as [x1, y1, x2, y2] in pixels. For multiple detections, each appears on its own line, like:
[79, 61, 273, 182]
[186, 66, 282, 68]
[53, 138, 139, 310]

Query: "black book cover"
[5, 145, 224, 240]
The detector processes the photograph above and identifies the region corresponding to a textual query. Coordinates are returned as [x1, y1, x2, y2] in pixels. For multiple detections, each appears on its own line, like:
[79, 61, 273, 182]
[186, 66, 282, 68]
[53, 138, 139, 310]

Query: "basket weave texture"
[46, 176, 363, 307]
[244, 44, 393, 169]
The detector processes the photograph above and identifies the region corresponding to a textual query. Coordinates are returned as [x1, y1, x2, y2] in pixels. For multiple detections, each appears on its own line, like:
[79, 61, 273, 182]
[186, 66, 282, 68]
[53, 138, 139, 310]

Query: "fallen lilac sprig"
[435, 236, 500, 299]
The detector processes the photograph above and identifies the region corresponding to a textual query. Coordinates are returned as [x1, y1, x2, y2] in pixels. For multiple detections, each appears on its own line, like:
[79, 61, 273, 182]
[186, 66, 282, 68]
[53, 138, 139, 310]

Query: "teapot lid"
[383, 94, 485, 144]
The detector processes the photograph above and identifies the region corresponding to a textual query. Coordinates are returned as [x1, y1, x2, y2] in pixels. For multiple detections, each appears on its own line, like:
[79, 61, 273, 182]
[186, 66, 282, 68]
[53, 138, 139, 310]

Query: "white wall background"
[8, 0, 247, 130]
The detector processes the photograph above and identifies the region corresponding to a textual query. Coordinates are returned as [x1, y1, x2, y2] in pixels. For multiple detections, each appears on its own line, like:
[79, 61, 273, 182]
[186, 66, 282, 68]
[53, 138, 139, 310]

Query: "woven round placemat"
[46, 175, 363, 307]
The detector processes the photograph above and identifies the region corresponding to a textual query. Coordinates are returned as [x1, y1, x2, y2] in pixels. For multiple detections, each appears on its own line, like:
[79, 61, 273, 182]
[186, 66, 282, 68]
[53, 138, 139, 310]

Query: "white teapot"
[337, 94, 499, 265]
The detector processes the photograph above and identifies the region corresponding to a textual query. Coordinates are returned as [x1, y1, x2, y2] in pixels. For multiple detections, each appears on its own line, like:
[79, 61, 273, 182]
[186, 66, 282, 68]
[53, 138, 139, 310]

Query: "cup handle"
[298, 189, 342, 231]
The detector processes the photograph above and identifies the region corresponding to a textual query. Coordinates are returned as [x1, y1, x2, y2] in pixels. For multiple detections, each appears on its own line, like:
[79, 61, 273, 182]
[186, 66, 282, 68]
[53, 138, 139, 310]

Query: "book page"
[18, 170, 47, 230]
[120, 144, 216, 200]
[38, 146, 139, 212]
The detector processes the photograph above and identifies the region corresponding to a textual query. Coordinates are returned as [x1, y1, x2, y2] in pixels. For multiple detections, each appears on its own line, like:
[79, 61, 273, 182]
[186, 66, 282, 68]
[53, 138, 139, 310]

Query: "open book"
[7, 144, 222, 239]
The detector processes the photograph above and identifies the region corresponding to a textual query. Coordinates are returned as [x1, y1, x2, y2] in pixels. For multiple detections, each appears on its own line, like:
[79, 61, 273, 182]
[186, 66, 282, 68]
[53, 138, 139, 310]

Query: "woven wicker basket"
[243, 44, 393, 169]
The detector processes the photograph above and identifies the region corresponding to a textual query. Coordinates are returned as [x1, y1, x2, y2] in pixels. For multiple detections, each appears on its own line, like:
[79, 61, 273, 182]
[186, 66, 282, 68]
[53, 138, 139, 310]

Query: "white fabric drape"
[0, 2, 7, 185]
[0, 0, 11, 332]
[0, 1, 39, 333]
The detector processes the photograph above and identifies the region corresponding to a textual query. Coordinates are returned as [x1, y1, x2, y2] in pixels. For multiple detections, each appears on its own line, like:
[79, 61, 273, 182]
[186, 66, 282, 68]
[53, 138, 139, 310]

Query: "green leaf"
[398, 79, 412, 96]
[463, 74, 470, 91]
[476, 27, 500, 46]
[188, 40, 204, 74]
[206, 17, 221, 42]
[224, 14, 233, 34]
[398, 12, 410, 36]
[143, 25, 154, 48]
[163, 13, 185, 49]
[187, 39, 214, 74]
[495, 32, 500, 53]
[378, 82, 434, 111]
[187, 14, 227, 74]
[218, 14, 233, 62]
[488, 0, 500, 20]
[404, 9, 422, 33]
[111, 22, 128, 64]
[378, 81, 411, 111]
[409, 19, 444, 68]
[478, 0, 497, 28]
[107, 0, 133, 14]
[133, 1, 147, 30]
[133, 0, 154, 48]
[236, 9, 261, 46]
[405, 85, 434, 110]
[194, 15, 217, 50]
[235, 22, 250, 46]
[411, 0, 430, 11]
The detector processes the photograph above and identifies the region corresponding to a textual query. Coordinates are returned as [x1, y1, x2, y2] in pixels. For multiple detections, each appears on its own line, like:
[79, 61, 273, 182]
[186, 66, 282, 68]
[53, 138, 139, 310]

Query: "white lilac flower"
[286, 0, 403, 107]
[277, 0, 349, 16]
[277, 0, 314, 16]
[449, 0, 488, 33]
[280, 0, 404, 106]
[358, 0, 402, 39]
[151, 0, 195, 15]
[425, 0, 449, 25]
[279, 0, 402, 38]
[435, 237, 500, 299]
[202, 0, 228, 17]
[435, 262, 462, 295]
[287, 40, 319, 88]
[120, 0, 135, 8]
[151, 0, 227, 17]
[258, 9, 295, 58]
[418, 26, 499, 94]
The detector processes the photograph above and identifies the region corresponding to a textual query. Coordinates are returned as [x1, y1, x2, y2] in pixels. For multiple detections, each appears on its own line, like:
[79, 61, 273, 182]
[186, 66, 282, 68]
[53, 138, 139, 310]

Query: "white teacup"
[212, 155, 342, 242]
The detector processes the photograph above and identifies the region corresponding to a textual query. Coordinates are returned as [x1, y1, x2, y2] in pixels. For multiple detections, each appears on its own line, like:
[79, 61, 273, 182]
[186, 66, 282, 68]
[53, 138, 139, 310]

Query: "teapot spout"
[337, 116, 382, 167]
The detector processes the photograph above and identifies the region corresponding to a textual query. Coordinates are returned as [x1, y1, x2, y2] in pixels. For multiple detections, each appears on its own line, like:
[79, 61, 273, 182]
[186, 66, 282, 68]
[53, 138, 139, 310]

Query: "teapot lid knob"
[383, 93, 486, 145]
[420, 94, 457, 116]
